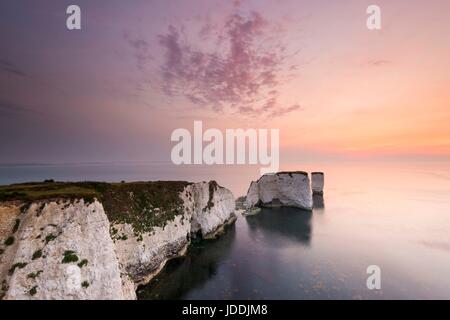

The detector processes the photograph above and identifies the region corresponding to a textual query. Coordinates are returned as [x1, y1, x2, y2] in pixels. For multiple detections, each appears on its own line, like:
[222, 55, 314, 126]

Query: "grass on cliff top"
[101, 181, 191, 233]
[0, 182, 102, 202]
[0, 180, 191, 233]
[255, 171, 309, 182]
[276, 171, 308, 176]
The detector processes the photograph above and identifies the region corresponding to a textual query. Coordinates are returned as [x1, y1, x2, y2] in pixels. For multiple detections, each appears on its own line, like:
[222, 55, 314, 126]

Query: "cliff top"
[276, 171, 308, 176]
[0, 181, 190, 202]
[253, 171, 309, 183]
[0, 181, 192, 233]
[0, 181, 102, 202]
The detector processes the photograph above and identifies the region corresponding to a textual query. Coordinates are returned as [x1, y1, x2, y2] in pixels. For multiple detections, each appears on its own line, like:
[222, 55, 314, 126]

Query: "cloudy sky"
[1, 0, 449, 164]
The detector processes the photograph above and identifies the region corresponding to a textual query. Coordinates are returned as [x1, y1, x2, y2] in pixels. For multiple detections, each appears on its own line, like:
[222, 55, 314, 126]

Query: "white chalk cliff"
[245, 172, 313, 211]
[0, 181, 235, 300]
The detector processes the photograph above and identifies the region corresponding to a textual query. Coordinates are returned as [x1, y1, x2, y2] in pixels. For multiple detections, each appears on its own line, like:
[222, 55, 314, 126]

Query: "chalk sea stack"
[245, 172, 313, 211]
[0, 180, 235, 300]
[311, 172, 324, 195]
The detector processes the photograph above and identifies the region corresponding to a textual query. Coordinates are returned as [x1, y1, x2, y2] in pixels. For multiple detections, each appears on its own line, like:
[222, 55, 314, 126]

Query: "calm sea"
[1, 161, 449, 299]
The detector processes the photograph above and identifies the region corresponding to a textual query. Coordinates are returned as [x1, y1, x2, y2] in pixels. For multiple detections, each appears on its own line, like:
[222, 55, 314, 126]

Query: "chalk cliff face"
[0, 200, 130, 300]
[113, 181, 236, 288]
[112, 215, 191, 290]
[311, 172, 324, 195]
[245, 172, 313, 211]
[187, 181, 236, 239]
[0, 181, 235, 300]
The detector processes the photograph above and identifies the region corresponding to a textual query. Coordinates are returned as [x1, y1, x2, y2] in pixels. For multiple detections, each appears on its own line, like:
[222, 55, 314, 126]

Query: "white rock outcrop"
[188, 181, 236, 239]
[112, 215, 191, 288]
[0, 200, 132, 300]
[245, 172, 313, 211]
[311, 172, 324, 195]
[112, 181, 235, 288]
[0, 181, 235, 300]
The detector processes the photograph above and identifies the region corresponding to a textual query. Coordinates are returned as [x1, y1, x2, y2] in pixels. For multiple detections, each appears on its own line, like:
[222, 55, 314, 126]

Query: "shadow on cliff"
[245, 207, 313, 246]
[137, 224, 236, 300]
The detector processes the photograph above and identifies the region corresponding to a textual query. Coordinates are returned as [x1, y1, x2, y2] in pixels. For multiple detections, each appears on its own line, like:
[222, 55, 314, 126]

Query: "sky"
[0, 0, 449, 165]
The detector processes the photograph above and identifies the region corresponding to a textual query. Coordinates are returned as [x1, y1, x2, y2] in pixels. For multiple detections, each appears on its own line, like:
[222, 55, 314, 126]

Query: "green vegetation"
[29, 286, 37, 296]
[27, 270, 43, 279]
[36, 202, 46, 216]
[32, 249, 42, 260]
[110, 226, 118, 236]
[8, 262, 27, 275]
[254, 171, 310, 182]
[12, 219, 21, 233]
[117, 234, 128, 241]
[77, 259, 88, 268]
[203, 181, 218, 212]
[20, 202, 32, 214]
[235, 196, 247, 210]
[0, 280, 7, 300]
[61, 250, 79, 263]
[0, 180, 192, 234]
[111, 229, 129, 241]
[0, 181, 104, 202]
[99, 181, 190, 233]
[4, 236, 14, 246]
[276, 171, 308, 177]
[44, 233, 57, 244]
[81, 281, 89, 288]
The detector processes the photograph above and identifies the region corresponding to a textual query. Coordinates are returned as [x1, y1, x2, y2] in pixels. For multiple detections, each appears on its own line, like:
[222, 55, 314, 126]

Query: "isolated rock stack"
[311, 172, 324, 195]
[244, 171, 325, 213]
[245, 172, 313, 211]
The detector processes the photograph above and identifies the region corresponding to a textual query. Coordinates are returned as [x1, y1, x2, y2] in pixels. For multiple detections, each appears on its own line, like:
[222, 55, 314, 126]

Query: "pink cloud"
[156, 9, 302, 117]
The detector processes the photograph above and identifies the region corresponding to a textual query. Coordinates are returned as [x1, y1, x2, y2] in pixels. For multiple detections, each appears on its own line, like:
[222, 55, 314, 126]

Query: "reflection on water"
[313, 194, 324, 209]
[138, 209, 317, 300]
[137, 226, 236, 300]
[246, 207, 312, 246]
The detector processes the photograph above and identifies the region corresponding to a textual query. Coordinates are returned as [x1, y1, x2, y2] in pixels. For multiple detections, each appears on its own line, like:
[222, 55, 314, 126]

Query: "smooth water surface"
[1, 161, 450, 299]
